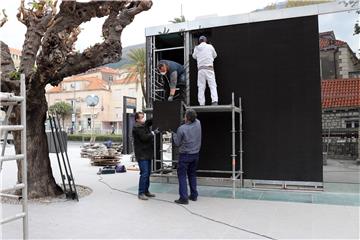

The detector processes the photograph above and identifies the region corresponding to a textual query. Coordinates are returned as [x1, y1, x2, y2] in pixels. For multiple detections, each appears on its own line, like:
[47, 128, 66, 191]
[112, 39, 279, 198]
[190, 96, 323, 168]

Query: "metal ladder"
[0, 74, 28, 239]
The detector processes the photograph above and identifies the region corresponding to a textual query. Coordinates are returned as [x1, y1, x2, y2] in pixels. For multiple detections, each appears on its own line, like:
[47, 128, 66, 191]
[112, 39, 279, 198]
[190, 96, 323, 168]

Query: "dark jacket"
[132, 120, 154, 161]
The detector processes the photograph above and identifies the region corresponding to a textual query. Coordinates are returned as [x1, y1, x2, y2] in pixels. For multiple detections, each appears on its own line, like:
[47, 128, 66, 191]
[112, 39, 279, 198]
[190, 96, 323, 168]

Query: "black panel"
[153, 101, 183, 132]
[190, 16, 323, 182]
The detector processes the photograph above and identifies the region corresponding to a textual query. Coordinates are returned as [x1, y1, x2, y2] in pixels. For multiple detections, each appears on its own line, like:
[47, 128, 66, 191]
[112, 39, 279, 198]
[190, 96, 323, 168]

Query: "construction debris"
[81, 143, 122, 166]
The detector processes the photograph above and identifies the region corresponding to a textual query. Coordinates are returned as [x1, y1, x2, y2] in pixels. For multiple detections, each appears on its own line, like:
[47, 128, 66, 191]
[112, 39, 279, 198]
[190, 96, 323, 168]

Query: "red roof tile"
[47, 86, 61, 93]
[63, 76, 86, 82]
[86, 77, 108, 90]
[322, 78, 360, 109]
[319, 38, 347, 50]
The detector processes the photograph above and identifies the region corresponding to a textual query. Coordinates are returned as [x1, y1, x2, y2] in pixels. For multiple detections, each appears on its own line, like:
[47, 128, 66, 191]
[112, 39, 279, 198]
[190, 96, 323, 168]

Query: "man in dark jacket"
[132, 112, 156, 200]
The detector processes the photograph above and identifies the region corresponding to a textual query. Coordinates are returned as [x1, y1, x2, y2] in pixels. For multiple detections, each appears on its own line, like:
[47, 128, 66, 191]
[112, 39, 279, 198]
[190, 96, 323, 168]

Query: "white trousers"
[197, 69, 218, 105]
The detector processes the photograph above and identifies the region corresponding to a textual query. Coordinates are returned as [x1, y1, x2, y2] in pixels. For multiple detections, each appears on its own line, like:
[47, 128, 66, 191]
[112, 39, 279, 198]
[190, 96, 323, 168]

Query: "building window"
[345, 120, 359, 128]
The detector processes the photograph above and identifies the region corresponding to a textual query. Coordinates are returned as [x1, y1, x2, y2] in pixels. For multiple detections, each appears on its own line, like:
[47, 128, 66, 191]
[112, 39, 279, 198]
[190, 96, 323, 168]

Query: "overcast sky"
[0, 0, 358, 55]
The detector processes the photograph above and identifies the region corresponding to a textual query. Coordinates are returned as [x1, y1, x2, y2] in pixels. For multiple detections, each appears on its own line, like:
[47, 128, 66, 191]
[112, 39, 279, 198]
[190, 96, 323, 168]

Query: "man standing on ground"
[132, 112, 156, 200]
[157, 60, 187, 102]
[192, 35, 218, 106]
[172, 109, 202, 204]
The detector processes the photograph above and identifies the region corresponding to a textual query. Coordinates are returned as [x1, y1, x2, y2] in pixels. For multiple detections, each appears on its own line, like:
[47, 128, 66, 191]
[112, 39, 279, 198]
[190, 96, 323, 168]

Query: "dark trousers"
[177, 153, 199, 200]
[138, 160, 151, 195]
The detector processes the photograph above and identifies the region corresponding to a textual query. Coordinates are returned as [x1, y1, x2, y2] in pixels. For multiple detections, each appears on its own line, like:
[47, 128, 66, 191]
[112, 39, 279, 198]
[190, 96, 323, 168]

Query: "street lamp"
[85, 94, 99, 142]
[71, 83, 76, 133]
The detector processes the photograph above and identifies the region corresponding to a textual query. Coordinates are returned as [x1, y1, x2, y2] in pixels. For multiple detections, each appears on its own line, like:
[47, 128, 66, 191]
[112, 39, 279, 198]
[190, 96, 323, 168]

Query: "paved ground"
[1, 142, 359, 239]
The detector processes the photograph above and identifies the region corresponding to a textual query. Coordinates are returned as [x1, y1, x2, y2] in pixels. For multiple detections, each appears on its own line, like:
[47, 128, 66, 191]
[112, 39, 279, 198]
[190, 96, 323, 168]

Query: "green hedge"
[67, 134, 122, 142]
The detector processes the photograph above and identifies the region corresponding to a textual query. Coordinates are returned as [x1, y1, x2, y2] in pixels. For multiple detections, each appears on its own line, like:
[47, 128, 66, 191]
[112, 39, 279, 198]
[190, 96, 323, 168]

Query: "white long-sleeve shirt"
[192, 42, 217, 68]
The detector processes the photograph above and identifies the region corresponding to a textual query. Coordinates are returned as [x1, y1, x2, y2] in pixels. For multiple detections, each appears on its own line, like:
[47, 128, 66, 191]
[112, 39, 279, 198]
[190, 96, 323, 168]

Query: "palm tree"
[125, 48, 147, 103]
[169, 15, 185, 23]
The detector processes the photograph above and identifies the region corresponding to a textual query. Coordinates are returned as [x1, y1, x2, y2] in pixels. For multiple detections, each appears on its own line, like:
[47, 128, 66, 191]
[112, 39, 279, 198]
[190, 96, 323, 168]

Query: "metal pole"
[184, 32, 190, 105]
[91, 106, 94, 139]
[52, 115, 73, 194]
[154, 46, 185, 52]
[48, 116, 67, 193]
[55, 114, 79, 201]
[20, 73, 28, 239]
[153, 132, 156, 173]
[231, 92, 236, 199]
[73, 84, 76, 132]
[152, 36, 156, 104]
[239, 97, 243, 187]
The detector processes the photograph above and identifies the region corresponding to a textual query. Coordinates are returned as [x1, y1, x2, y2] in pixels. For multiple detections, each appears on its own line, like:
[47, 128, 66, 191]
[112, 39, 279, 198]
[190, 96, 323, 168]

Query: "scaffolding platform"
[150, 93, 243, 199]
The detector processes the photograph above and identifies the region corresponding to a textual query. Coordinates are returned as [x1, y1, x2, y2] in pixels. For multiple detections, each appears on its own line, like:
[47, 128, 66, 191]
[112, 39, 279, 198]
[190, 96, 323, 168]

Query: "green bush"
[67, 134, 122, 143]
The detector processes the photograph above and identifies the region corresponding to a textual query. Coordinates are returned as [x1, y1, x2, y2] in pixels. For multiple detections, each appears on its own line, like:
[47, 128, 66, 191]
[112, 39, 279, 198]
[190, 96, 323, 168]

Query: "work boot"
[174, 198, 189, 205]
[189, 195, 197, 201]
[211, 101, 218, 106]
[145, 192, 156, 198]
[138, 194, 148, 200]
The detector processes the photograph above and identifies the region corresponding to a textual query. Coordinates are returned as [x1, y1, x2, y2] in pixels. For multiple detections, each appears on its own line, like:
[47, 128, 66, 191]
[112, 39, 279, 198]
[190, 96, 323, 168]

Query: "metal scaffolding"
[146, 33, 191, 107]
[151, 93, 243, 199]
[0, 74, 28, 239]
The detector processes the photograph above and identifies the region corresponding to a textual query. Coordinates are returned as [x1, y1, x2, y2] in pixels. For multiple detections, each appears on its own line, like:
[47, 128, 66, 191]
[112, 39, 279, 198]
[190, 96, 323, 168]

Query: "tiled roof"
[319, 38, 347, 50]
[47, 86, 61, 93]
[63, 75, 89, 82]
[322, 78, 360, 109]
[86, 77, 108, 90]
[47, 77, 108, 93]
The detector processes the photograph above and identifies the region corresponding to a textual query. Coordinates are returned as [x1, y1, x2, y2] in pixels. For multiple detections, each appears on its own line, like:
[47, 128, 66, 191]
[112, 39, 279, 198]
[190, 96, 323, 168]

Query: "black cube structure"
[143, 2, 357, 185]
[188, 16, 323, 182]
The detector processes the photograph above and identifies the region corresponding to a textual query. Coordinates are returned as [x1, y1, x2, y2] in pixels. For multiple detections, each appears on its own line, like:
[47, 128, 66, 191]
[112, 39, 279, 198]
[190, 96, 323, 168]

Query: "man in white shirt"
[192, 36, 218, 106]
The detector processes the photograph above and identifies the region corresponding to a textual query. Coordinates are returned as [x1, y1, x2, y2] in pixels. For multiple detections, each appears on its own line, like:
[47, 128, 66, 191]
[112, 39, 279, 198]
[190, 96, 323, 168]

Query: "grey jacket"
[173, 119, 202, 154]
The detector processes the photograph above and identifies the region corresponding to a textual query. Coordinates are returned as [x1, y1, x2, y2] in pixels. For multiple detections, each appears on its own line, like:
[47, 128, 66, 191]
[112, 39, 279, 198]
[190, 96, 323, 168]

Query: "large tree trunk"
[13, 88, 63, 198]
[26, 91, 63, 197]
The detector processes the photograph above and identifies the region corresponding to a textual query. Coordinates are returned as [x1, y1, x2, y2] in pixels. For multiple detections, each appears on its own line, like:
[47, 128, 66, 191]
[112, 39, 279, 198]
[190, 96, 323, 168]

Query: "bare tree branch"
[36, 0, 152, 86]
[0, 9, 8, 27]
[18, 0, 58, 79]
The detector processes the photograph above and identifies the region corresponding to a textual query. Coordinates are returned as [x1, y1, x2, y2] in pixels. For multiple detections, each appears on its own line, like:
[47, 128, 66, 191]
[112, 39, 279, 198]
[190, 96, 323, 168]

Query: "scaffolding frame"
[151, 93, 243, 199]
[0, 74, 28, 239]
[146, 33, 191, 107]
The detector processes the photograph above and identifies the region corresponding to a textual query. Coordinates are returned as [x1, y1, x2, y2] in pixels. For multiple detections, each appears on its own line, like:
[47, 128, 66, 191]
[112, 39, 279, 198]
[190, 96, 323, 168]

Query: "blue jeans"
[138, 160, 151, 195]
[177, 153, 199, 200]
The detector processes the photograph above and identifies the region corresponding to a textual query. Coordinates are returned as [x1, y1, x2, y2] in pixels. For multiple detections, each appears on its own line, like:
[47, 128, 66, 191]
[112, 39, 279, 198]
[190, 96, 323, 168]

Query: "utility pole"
[71, 83, 76, 134]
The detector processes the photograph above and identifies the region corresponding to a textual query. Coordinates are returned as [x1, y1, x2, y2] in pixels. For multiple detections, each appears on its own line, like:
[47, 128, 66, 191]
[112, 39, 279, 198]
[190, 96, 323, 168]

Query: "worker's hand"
[153, 128, 160, 134]
[168, 95, 174, 101]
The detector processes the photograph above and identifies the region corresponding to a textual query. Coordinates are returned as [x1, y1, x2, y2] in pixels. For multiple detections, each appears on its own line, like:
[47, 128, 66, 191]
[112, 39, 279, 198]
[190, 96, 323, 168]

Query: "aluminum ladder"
[0, 74, 28, 239]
